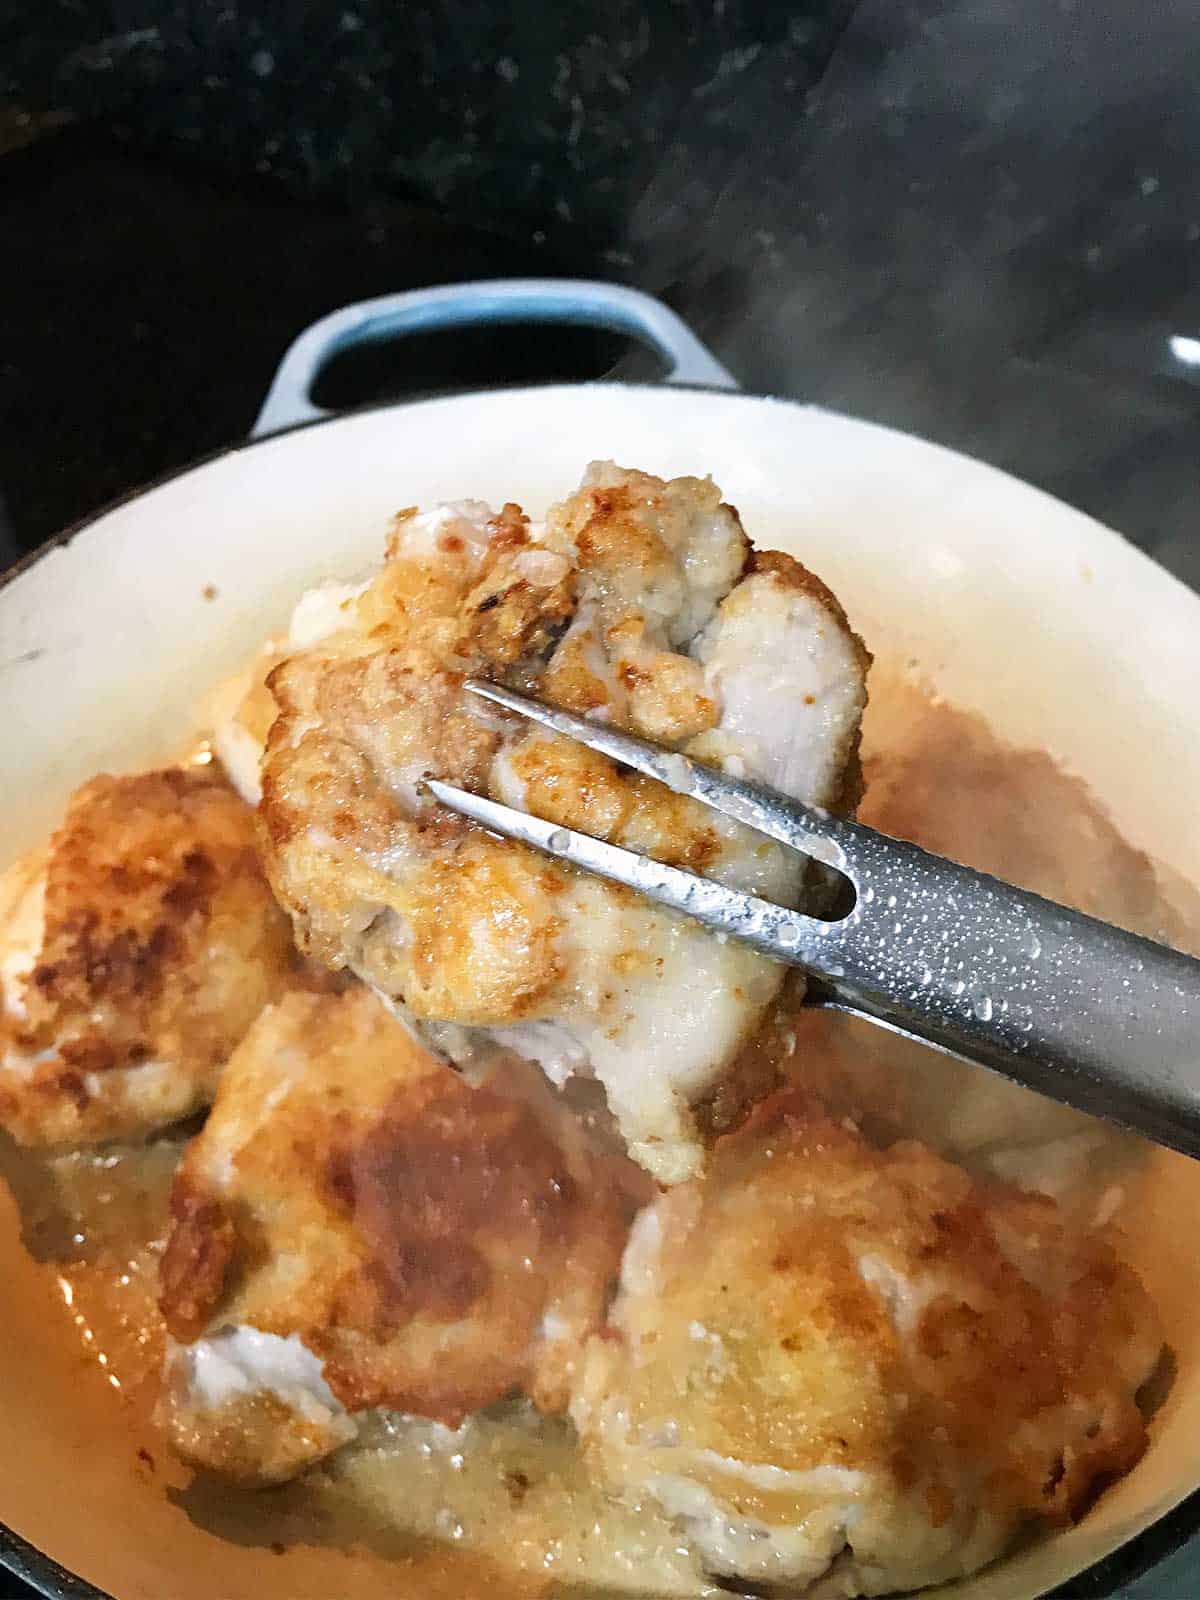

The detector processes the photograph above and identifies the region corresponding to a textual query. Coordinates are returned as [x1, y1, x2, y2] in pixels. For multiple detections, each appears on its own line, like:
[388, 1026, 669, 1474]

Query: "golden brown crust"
[159, 1177, 236, 1342]
[462, 510, 578, 665]
[255, 505, 567, 989]
[580, 1088, 1161, 1555]
[543, 467, 748, 609]
[560, 475, 718, 586]
[504, 736, 725, 877]
[160, 989, 640, 1426]
[29, 770, 242, 1044]
[256, 471, 853, 1006]
[158, 1374, 354, 1486]
[253, 467, 868, 1182]
[1, 767, 322, 1145]
[400, 840, 568, 1024]
[690, 971, 807, 1141]
[830, 725, 867, 816]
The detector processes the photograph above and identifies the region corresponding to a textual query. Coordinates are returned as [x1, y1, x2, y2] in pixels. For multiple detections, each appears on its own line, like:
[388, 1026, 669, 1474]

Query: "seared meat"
[0, 767, 313, 1145]
[209, 578, 368, 806]
[158, 987, 640, 1483]
[571, 1090, 1162, 1596]
[257, 465, 868, 1181]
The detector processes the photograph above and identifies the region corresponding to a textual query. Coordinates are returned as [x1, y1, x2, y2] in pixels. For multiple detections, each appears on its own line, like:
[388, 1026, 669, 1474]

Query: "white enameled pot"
[2, 280, 1198, 1600]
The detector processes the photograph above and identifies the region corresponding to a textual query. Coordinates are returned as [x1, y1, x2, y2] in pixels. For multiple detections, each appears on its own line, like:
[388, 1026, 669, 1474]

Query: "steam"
[618, 0, 1200, 577]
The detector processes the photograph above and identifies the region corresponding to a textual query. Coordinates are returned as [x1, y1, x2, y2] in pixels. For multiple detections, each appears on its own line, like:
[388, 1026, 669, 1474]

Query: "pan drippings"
[12, 673, 1192, 1598]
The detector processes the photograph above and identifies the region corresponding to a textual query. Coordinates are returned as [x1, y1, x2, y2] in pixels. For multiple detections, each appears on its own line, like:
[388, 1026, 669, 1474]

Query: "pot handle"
[252, 278, 738, 438]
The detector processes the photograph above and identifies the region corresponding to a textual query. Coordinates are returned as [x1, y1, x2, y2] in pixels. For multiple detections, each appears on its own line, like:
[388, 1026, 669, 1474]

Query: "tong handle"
[778, 802, 1200, 1160]
[584, 742, 1200, 1159]
[455, 681, 1200, 1159]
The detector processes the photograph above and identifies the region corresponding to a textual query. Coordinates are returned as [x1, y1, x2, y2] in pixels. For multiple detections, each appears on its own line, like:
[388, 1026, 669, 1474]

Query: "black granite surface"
[2, 0, 854, 240]
[0, 123, 617, 555]
[3, 4, 1200, 1596]
[5, 0, 1200, 580]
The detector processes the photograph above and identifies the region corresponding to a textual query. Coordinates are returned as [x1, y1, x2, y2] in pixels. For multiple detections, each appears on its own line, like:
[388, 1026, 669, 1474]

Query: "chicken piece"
[571, 1091, 1162, 1596]
[0, 767, 313, 1146]
[158, 987, 641, 1484]
[160, 1327, 358, 1486]
[208, 578, 368, 806]
[258, 466, 869, 1181]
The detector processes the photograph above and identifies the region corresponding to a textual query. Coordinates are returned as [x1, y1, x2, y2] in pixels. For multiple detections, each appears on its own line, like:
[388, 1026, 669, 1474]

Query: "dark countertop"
[3, 4, 1200, 1596]
[4, 0, 1200, 579]
[0, 125, 601, 555]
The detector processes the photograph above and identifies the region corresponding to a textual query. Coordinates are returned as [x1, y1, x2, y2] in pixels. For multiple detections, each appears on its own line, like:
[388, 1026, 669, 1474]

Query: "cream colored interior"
[2, 384, 1199, 1599]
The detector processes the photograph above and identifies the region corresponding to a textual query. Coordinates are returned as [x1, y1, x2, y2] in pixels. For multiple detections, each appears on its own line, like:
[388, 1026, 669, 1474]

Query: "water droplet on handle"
[547, 829, 571, 852]
[971, 991, 993, 1022]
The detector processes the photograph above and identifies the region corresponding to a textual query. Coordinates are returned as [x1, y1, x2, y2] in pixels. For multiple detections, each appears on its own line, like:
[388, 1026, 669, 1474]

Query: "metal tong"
[428, 680, 1200, 1161]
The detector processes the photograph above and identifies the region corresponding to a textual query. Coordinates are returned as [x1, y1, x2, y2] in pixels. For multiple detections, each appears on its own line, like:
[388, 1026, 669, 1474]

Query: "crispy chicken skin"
[208, 578, 368, 806]
[571, 1091, 1162, 1596]
[158, 988, 641, 1482]
[257, 465, 869, 1181]
[0, 768, 314, 1146]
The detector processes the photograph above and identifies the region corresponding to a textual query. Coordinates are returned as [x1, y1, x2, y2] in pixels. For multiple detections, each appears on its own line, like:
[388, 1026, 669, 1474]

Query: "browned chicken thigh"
[159, 987, 642, 1483]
